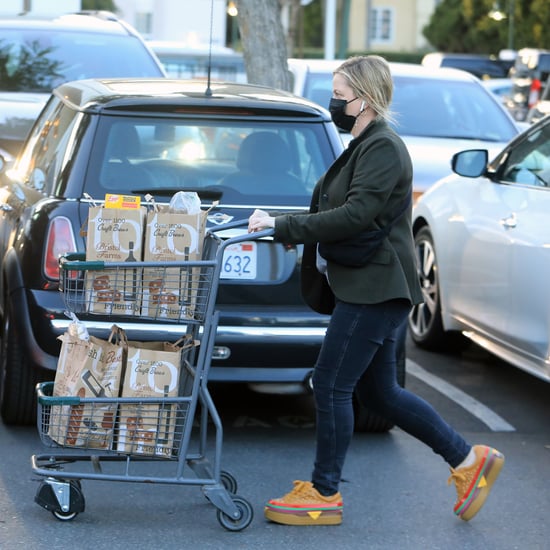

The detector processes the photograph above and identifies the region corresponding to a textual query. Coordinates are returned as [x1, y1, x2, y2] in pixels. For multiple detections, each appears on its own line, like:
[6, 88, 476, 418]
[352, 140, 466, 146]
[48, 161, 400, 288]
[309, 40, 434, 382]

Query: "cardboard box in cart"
[85, 195, 146, 315]
[141, 205, 209, 320]
[116, 341, 184, 457]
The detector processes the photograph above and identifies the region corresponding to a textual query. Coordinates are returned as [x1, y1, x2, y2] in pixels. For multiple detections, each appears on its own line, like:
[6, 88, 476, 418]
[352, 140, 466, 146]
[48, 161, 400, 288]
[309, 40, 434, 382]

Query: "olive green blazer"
[274, 118, 424, 314]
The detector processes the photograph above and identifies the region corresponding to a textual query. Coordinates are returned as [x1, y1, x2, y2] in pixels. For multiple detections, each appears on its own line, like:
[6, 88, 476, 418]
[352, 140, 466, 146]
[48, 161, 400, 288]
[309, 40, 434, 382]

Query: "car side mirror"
[451, 149, 488, 178]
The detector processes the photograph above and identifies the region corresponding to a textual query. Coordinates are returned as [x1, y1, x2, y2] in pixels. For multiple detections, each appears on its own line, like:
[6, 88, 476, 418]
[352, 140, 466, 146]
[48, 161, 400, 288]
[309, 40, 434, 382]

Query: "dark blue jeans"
[311, 298, 471, 496]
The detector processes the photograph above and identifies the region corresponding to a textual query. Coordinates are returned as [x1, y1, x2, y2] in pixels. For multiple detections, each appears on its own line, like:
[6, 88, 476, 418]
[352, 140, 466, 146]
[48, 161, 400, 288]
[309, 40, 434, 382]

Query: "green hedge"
[293, 48, 425, 65]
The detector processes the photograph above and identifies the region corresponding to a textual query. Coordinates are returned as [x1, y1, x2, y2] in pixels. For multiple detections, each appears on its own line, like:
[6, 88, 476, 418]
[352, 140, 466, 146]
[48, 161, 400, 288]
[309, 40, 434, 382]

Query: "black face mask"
[328, 97, 358, 132]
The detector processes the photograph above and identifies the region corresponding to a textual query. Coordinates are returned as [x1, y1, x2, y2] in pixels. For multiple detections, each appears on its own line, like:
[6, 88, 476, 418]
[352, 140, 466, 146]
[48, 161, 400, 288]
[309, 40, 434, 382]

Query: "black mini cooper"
[0, 78, 401, 431]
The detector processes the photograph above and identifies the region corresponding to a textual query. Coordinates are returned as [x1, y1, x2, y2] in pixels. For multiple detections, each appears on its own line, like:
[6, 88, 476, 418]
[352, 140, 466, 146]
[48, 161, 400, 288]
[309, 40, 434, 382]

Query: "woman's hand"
[248, 209, 275, 233]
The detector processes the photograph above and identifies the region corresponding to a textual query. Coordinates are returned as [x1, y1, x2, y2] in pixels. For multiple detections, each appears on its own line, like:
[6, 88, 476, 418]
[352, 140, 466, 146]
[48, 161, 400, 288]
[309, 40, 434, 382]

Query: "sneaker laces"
[447, 468, 472, 498]
[283, 480, 318, 502]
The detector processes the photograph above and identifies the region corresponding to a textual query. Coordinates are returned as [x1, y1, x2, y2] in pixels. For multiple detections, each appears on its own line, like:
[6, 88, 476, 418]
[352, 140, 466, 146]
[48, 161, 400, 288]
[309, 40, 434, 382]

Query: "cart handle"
[207, 218, 275, 246]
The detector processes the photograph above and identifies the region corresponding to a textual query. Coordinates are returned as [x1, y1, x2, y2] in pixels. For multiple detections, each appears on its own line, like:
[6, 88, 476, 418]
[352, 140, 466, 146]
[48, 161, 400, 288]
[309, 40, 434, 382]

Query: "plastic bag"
[169, 191, 201, 214]
[66, 312, 89, 341]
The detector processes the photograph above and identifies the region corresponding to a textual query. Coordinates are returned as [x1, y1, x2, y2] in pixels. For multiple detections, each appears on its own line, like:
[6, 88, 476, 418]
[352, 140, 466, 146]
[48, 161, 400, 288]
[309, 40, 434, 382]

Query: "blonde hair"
[334, 55, 395, 124]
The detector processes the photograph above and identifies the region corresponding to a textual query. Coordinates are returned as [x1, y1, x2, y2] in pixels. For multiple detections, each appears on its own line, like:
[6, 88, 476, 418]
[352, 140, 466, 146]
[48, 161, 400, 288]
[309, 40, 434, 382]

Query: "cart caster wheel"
[220, 470, 238, 494]
[35, 479, 85, 521]
[216, 495, 254, 531]
[52, 509, 78, 521]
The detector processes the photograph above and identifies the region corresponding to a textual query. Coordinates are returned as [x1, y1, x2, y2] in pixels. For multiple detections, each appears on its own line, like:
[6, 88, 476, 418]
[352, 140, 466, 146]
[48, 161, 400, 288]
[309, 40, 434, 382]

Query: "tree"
[236, 0, 290, 90]
[423, 0, 550, 53]
[81, 0, 118, 11]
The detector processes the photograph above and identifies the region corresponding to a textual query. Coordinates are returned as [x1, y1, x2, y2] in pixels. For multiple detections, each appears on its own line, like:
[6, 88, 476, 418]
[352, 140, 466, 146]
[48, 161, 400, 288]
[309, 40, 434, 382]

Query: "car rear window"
[0, 29, 164, 92]
[440, 57, 508, 78]
[84, 116, 334, 205]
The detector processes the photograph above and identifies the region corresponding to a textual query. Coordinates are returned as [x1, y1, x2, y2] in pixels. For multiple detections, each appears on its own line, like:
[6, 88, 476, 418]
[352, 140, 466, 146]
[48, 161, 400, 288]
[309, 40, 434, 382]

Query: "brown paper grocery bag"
[85, 204, 146, 315]
[49, 325, 127, 449]
[141, 207, 209, 320]
[116, 337, 196, 457]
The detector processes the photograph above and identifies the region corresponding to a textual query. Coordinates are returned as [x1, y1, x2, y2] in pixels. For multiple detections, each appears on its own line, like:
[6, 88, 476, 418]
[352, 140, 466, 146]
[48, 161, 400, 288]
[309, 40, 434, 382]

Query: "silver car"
[410, 114, 550, 382]
[288, 59, 521, 199]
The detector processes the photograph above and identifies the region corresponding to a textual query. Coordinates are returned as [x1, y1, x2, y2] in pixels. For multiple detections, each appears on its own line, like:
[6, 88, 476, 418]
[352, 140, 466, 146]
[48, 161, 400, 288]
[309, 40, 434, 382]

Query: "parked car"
[421, 52, 512, 80]
[507, 48, 550, 121]
[526, 81, 550, 124]
[148, 40, 247, 82]
[288, 59, 521, 199]
[0, 77, 394, 432]
[409, 114, 550, 383]
[0, 11, 166, 158]
[482, 77, 513, 103]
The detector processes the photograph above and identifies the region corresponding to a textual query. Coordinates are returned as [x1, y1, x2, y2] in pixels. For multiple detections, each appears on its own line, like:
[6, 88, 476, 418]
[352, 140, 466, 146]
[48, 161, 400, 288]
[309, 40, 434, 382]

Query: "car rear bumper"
[22, 287, 326, 387]
[43, 318, 324, 385]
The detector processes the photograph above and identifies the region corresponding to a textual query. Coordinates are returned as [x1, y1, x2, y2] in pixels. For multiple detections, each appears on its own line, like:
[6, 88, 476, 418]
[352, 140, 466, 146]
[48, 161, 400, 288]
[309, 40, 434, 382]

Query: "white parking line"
[407, 360, 516, 432]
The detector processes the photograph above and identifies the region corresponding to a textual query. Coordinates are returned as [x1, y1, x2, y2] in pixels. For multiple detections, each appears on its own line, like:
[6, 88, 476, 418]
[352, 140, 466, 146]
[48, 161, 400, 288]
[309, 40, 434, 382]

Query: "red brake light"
[528, 78, 542, 108]
[44, 217, 77, 280]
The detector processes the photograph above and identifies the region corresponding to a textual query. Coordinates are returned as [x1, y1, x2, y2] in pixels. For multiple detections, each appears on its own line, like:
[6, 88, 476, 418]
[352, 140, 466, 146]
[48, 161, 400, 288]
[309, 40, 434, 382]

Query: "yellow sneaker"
[448, 445, 504, 521]
[264, 480, 343, 526]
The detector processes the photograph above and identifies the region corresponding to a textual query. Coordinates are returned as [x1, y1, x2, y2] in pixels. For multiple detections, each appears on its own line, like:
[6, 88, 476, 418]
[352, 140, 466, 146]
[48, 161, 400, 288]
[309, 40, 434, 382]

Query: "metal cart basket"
[31, 220, 273, 531]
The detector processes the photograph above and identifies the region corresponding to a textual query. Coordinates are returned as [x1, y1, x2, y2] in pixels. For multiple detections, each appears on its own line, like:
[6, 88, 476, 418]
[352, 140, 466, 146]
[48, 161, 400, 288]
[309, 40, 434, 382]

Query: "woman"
[248, 55, 504, 526]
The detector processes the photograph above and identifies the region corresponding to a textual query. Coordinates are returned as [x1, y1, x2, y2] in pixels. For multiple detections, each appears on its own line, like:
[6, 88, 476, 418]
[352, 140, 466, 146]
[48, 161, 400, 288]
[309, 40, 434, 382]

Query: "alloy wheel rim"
[409, 236, 439, 338]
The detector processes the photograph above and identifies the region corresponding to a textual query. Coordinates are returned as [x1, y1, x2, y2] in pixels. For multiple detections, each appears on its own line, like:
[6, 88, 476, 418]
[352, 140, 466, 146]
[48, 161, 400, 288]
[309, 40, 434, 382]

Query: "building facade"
[113, 0, 439, 54]
[348, 0, 439, 52]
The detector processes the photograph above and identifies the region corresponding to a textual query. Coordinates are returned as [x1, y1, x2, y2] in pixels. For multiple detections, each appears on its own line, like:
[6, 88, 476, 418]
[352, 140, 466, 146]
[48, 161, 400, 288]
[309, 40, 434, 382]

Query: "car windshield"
[302, 72, 518, 142]
[0, 29, 163, 92]
[84, 116, 333, 205]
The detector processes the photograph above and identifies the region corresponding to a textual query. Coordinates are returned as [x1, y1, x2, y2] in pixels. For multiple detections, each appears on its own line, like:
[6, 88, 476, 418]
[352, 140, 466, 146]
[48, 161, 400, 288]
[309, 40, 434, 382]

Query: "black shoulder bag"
[318, 188, 412, 268]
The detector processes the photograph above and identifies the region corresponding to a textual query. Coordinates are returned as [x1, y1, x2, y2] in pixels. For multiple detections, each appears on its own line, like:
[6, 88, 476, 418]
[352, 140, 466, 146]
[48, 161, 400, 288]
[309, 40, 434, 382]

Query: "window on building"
[369, 7, 393, 45]
[135, 12, 153, 36]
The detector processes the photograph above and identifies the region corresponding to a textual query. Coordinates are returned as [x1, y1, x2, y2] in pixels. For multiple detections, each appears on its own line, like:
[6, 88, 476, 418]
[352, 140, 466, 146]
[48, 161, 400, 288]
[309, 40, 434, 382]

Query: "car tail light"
[44, 217, 77, 280]
[528, 78, 542, 108]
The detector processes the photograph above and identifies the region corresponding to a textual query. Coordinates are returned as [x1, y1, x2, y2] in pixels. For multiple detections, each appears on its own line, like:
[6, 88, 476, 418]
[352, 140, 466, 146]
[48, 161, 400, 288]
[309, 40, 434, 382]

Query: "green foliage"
[0, 40, 64, 92]
[423, 0, 550, 53]
[81, 0, 118, 11]
[301, 0, 324, 49]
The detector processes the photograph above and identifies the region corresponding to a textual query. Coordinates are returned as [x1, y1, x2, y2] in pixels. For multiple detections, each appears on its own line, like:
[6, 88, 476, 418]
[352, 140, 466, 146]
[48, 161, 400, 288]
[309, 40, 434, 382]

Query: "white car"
[410, 114, 550, 382]
[0, 12, 165, 158]
[482, 77, 513, 103]
[288, 59, 522, 199]
[148, 40, 247, 82]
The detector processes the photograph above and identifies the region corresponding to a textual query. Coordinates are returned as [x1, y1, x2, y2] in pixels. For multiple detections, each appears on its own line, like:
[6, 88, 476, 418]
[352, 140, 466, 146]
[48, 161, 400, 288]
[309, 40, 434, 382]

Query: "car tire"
[353, 321, 406, 433]
[0, 296, 38, 425]
[408, 226, 465, 351]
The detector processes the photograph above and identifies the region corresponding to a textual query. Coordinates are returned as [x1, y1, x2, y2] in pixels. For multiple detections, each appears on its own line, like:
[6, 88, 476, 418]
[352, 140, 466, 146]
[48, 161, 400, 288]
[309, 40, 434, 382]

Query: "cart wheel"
[52, 508, 78, 521]
[52, 479, 85, 521]
[220, 470, 238, 494]
[216, 495, 254, 532]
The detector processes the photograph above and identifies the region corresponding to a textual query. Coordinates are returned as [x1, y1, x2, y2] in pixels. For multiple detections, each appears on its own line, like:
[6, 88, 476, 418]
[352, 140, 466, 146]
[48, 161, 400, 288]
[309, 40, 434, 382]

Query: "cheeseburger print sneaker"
[264, 480, 343, 525]
[448, 445, 504, 521]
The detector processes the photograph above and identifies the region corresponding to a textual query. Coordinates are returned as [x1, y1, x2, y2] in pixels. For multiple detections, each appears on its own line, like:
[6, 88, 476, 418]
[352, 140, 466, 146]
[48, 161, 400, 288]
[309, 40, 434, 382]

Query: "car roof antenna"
[205, 0, 214, 97]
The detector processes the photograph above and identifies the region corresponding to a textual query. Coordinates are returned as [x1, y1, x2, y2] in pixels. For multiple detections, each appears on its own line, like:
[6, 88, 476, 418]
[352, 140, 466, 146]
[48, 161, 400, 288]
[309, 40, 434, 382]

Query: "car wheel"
[0, 296, 38, 425]
[408, 226, 465, 351]
[353, 321, 406, 433]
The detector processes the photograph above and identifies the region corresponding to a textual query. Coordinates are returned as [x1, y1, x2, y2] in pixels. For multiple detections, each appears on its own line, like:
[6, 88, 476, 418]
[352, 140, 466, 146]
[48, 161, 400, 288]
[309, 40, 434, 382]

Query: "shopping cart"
[31, 219, 273, 531]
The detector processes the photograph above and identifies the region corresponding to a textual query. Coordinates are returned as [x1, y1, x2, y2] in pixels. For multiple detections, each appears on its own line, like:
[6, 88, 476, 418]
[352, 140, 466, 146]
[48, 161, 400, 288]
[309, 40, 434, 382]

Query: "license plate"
[221, 241, 257, 279]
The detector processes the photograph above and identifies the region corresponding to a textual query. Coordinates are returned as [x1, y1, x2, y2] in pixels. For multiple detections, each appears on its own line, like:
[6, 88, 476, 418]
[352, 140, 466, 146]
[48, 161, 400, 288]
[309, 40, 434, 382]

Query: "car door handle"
[0, 203, 12, 212]
[500, 213, 517, 229]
